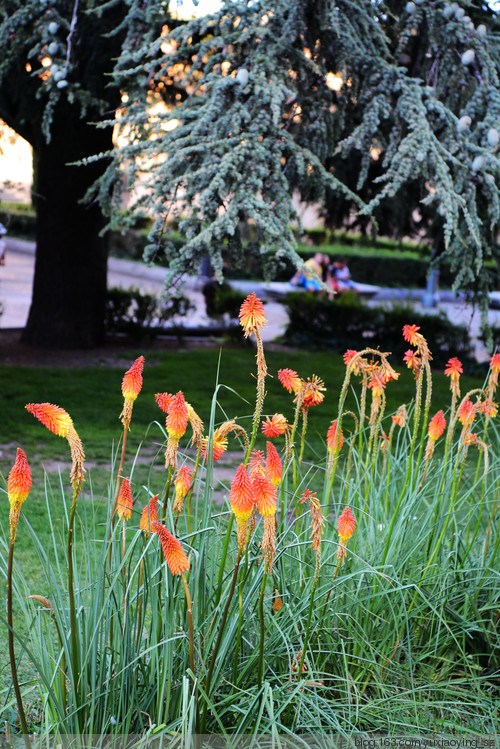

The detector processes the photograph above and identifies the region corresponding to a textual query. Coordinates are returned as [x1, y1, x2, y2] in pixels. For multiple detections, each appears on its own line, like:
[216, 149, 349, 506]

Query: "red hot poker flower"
[278, 368, 302, 394]
[326, 420, 344, 454]
[402, 324, 421, 346]
[266, 442, 283, 487]
[26, 403, 73, 438]
[337, 506, 356, 541]
[229, 464, 255, 523]
[8, 448, 32, 539]
[248, 449, 266, 478]
[301, 375, 326, 407]
[121, 356, 145, 401]
[140, 495, 158, 535]
[239, 293, 267, 337]
[391, 405, 407, 428]
[444, 357, 463, 381]
[253, 473, 277, 517]
[262, 413, 287, 438]
[457, 398, 476, 428]
[428, 410, 446, 441]
[8, 448, 32, 506]
[117, 477, 133, 521]
[153, 522, 190, 576]
[155, 392, 173, 413]
[490, 354, 500, 373]
[166, 392, 188, 439]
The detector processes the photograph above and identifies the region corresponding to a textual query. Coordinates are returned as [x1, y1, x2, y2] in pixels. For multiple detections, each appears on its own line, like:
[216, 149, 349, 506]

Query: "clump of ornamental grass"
[2, 314, 500, 739]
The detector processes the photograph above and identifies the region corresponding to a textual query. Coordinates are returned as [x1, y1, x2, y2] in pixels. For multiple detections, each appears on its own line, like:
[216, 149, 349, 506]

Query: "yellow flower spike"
[7, 448, 32, 540]
[26, 403, 85, 492]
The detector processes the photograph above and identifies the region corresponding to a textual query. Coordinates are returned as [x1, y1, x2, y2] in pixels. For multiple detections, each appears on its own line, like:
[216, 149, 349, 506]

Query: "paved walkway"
[1, 237, 498, 361]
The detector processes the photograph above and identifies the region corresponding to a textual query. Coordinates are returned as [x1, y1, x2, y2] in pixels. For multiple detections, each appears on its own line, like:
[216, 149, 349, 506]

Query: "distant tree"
[0, 0, 128, 347]
[99, 0, 500, 328]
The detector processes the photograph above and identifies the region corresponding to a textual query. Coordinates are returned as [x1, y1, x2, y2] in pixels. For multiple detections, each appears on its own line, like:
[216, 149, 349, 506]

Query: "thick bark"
[21, 103, 113, 348]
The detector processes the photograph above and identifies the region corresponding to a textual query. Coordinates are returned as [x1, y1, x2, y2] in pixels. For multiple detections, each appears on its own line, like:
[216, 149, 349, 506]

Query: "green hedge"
[283, 292, 478, 372]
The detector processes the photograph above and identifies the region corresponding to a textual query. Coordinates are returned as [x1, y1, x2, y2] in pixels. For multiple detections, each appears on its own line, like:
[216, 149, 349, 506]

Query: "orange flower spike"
[262, 413, 288, 438]
[155, 392, 173, 413]
[166, 391, 188, 439]
[428, 410, 446, 441]
[402, 324, 421, 346]
[26, 403, 85, 490]
[140, 495, 158, 535]
[278, 368, 302, 394]
[117, 477, 133, 521]
[391, 405, 407, 428]
[301, 375, 326, 407]
[480, 398, 498, 418]
[326, 420, 344, 454]
[239, 292, 267, 337]
[343, 349, 360, 374]
[229, 464, 255, 523]
[26, 402, 73, 438]
[248, 449, 266, 478]
[457, 398, 476, 428]
[403, 349, 420, 373]
[487, 353, 500, 397]
[121, 356, 145, 401]
[8, 448, 32, 538]
[337, 505, 356, 541]
[253, 472, 277, 517]
[153, 521, 190, 576]
[491, 353, 500, 373]
[266, 441, 283, 487]
[200, 429, 228, 462]
[173, 465, 193, 514]
[444, 357, 463, 382]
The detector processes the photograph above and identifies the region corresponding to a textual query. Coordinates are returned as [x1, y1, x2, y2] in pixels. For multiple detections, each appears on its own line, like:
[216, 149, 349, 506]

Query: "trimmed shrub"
[283, 292, 477, 371]
[105, 286, 193, 340]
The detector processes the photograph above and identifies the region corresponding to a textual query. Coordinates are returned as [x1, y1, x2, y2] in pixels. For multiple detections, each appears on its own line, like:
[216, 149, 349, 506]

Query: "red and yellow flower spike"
[487, 353, 500, 399]
[424, 410, 446, 463]
[444, 357, 463, 398]
[262, 413, 287, 438]
[391, 405, 407, 428]
[253, 472, 277, 571]
[166, 392, 188, 440]
[120, 356, 145, 429]
[402, 324, 431, 362]
[140, 495, 158, 536]
[403, 349, 421, 377]
[173, 465, 193, 515]
[117, 477, 133, 521]
[26, 403, 85, 491]
[428, 410, 446, 441]
[266, 442, 283, 487]
[300, 375, 326, 408]
[7, 448, 32, 540]
[153, 521, 190, 576]
[164, 391, 189, 467]
[239, 292, 267, 338]
[155, 392, 173, 413]
[278, 368, 302, 394]
[457, 397, 476, 429]
[343, 349, 362, 375]
[230, 464, 255, 551]
[201, 429, 228, 462]
[336, 505, 356, 563]
[326, 420, 344, 454]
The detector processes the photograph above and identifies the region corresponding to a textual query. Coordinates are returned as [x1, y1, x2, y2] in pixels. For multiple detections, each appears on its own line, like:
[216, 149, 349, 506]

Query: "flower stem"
[7, 535, 31, 749]
[258, 570, 268, 689]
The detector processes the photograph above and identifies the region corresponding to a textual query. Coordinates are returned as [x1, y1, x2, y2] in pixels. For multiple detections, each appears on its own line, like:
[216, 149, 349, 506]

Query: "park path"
[1, 236, 499, 361]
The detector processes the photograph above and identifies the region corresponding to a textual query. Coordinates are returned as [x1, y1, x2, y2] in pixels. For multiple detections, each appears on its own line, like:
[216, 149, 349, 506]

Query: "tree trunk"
[21, 102, 113, 349]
